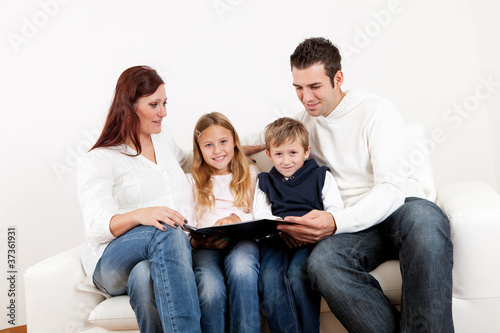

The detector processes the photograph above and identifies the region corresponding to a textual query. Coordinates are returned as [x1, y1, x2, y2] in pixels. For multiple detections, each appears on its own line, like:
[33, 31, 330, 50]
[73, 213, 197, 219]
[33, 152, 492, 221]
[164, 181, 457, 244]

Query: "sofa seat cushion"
[370, 260, 402, 304]
[89, 295, 139, 330]
[88, 260, 401, 330]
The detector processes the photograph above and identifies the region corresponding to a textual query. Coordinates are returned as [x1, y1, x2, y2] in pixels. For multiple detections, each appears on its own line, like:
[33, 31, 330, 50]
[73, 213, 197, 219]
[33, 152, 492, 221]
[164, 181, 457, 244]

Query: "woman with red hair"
[77, 66, 201, 332]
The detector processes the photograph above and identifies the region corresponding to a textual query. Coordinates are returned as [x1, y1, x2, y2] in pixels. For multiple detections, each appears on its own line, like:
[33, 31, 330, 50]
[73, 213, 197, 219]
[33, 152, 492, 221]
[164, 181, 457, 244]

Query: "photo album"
[183, 219, 285, 241]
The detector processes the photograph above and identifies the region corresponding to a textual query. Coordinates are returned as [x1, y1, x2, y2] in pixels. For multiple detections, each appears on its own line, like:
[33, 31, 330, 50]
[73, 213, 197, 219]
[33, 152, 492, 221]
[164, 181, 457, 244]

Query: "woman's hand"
[110, 206, 186, 237]
[133, 206, 185, 229]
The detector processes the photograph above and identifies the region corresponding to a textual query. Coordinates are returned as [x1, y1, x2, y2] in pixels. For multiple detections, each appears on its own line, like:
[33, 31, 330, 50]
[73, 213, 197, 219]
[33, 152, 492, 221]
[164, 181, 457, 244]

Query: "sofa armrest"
[24, 245, 105, 333]
[436, 181, 500, 299]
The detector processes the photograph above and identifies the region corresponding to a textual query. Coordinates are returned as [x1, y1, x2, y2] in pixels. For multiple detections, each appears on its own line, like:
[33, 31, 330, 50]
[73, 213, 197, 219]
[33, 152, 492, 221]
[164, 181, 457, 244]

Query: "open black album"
[183, 219, 282, 241]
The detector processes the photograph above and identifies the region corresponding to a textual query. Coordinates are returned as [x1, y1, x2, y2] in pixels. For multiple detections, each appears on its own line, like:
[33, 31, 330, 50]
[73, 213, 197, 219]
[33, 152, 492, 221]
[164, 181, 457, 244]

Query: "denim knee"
[225, 241, 259, 281]
[395, 198, 451, 253]
[127, 260, 154, 300]
[307, 232, 383, 290]
[193, 255, 226, 308]
[197, 278, 226, 308]
[93, 261, 130, 296]
[307, 237, 343, 282]
[288, 246, 312, 287]
[153, 226, 192, 257]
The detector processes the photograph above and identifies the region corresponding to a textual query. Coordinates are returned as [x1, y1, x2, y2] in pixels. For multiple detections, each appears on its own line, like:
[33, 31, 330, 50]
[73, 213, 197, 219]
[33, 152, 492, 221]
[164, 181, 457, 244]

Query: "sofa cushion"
[89, 295, 139, 330]
[24, 245, 105, 332]
[370, 260, 402, 304]
[87, 260, 401, 330]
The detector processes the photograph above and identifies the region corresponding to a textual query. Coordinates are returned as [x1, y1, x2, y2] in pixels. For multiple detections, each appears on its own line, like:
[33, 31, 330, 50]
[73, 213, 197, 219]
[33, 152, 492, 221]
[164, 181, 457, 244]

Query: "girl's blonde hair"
[192, 112, 253, 219]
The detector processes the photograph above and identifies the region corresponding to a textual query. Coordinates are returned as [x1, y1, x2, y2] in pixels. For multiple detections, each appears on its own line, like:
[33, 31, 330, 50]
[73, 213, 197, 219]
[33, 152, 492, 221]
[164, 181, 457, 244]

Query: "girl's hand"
[191, 234, 229, 250]
[214, 213, 241, 226]
[110, 206, 186, 237]
[280, 232, 305, 248]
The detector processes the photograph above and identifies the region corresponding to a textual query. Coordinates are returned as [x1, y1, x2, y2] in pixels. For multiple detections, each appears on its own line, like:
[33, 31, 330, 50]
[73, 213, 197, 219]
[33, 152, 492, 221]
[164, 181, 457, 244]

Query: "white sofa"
[24, 125, 500, 332]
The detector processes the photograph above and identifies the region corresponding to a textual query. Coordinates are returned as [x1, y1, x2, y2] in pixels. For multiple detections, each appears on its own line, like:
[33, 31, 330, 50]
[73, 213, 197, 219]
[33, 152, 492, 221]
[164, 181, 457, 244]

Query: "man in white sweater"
[252, 37, 454, 332]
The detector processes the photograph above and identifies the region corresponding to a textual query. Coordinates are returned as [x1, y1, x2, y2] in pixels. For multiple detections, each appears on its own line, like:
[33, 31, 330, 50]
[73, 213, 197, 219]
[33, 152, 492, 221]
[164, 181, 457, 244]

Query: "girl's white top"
[185, 165, 260, 228]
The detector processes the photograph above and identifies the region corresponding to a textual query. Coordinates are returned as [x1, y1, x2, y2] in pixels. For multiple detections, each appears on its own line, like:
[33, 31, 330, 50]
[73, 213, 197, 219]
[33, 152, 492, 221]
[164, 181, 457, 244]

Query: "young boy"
[253, 117, 343, 333]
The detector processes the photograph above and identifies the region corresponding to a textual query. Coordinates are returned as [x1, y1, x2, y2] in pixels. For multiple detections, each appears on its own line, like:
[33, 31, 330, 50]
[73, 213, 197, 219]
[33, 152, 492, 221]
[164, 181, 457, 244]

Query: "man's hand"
[278, 210, 337, 244]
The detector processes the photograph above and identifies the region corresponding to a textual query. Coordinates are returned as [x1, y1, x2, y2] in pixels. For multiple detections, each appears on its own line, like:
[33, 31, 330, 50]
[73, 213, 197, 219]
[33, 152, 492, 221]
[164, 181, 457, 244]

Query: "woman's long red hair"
[90, 66, 164, 155]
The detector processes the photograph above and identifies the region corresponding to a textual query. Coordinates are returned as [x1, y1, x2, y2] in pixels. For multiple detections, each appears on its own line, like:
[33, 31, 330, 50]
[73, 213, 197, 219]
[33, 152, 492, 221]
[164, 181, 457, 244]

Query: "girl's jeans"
[192, 239, 261, 333]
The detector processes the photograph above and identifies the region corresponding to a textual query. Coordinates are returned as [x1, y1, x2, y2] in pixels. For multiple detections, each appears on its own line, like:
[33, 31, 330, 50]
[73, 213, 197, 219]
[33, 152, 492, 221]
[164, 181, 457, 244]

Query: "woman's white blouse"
[77, 126, 191, 276]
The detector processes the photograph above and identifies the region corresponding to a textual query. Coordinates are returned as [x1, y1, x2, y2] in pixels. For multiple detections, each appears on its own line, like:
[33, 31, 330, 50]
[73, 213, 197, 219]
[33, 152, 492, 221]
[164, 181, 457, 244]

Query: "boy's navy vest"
[258, 159, 329, 219]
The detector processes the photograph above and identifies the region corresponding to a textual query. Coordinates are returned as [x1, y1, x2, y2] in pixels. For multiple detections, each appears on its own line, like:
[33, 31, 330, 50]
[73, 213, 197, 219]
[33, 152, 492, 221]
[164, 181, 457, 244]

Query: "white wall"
[0, 0, 498, 329]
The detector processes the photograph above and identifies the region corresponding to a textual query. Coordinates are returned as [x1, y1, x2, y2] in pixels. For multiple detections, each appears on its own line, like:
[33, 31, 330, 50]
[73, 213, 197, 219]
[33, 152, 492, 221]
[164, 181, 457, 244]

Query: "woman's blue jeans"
[93, 225, 201, 333]
[259, 237, 320, 333]
[192, 240, 261, 333]
[308, 197, 454, 333]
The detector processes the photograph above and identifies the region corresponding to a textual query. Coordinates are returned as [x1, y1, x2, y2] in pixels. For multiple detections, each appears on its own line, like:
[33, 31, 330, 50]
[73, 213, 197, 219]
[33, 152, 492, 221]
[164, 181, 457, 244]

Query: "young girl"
[185, 112, 261, 333]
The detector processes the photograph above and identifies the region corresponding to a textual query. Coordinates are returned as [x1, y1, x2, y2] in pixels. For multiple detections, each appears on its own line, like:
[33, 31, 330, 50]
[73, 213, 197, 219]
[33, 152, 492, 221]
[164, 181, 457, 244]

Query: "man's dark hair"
[290, 37, 342, 87]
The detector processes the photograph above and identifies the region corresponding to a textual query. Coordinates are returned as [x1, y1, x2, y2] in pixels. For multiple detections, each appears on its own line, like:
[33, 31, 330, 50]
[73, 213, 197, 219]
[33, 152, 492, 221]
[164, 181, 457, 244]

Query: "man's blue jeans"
[192, 239, 261, 333]
[259, 237, 320, 333]
[308, 197, 454, 333]
[93, 225, 201, 333]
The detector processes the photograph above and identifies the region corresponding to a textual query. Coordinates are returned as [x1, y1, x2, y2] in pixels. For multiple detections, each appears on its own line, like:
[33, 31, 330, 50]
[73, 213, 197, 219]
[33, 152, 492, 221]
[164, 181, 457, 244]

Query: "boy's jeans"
[259, 237, 320, 333]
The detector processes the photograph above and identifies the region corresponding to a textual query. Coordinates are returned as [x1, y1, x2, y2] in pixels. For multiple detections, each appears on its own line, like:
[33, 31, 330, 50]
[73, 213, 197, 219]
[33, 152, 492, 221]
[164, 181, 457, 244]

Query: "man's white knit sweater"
[246, 89, 423, 234]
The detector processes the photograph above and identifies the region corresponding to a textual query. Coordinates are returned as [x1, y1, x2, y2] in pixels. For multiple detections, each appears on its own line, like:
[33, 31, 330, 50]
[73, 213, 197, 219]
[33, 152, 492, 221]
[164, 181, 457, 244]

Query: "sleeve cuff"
[331, 209, 357, 235]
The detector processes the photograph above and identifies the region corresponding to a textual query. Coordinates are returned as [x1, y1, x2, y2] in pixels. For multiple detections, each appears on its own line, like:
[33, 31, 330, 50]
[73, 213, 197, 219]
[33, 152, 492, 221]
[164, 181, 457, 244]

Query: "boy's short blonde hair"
[264, 117, 309, 151]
